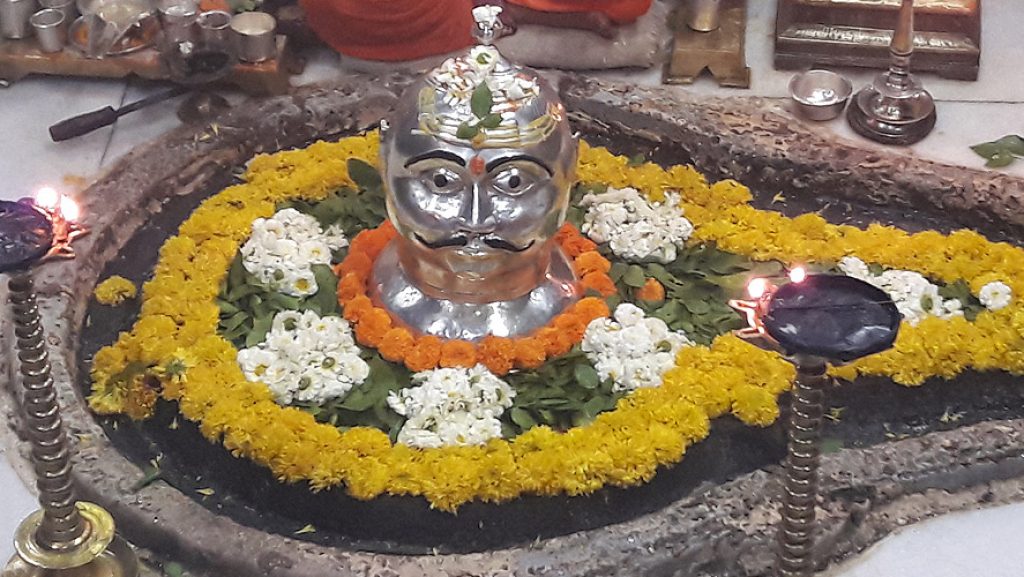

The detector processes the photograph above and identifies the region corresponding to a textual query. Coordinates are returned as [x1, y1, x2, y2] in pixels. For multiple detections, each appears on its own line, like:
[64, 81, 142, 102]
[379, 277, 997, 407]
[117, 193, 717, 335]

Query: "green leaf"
[622, 265, 647, 288]
[652, 301, 683, 324]
[986, 151, 1016, 168]
[246, 314, 273, 347]
[478, 113, 502, 129]
[645, 263, 674, 285]
[981, 135, 1024, 156]
[573, 363, 600, 389]
[163, 561, 186, 577]
[455, 121, 480, 140]
[626, 154, 646, 167]
[309, 264, 340, 316]
[470, 82, 494, 119]
[971, 135, 1024, 167]
[582, 396, 610, 419]
[217, 298, 239, 315]
[683, 299, 711, 315]
[269, 292, 303, 310]
[339, 388, 377, 412]
[346, 159, 383, 191]
[821, 438, 844, 454]
[228, 254, 246, 288]
[221, 311, 248, 332]
[510, 407, 537, 431]
[131, 465, 163, 492]
[609, 262, 629, 283]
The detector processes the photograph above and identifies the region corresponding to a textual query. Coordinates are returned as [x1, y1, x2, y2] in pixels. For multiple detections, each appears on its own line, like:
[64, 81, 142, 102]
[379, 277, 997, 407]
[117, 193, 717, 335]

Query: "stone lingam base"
[3, 76, 1024, 577]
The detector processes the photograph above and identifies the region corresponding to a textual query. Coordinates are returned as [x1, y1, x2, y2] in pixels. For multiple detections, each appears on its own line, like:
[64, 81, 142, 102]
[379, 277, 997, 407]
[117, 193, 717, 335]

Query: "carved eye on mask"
[491, 166, 540, 197]
[422, 167, 463, 195]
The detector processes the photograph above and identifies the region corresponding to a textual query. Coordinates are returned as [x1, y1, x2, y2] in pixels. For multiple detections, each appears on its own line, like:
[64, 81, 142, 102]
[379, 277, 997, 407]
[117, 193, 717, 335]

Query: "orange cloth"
[299, 0, 475, 62]
[506, 0, 652, 24]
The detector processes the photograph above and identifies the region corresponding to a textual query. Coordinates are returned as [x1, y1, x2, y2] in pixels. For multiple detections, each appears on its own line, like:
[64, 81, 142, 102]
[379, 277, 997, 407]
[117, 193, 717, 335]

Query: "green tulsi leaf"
[970, 134, 1024, 168]
[347, 158, 383, 191]
[470, 82, 494, 119]
[573, 363, 600, 389]
[622, 265, 647, 288]
[478, 112, 502, 129]
[456, 121, 480, 140]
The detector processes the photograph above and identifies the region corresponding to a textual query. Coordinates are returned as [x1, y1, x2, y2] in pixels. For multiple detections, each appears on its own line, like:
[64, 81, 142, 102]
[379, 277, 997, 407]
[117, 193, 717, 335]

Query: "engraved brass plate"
[775, 0, 982, 81]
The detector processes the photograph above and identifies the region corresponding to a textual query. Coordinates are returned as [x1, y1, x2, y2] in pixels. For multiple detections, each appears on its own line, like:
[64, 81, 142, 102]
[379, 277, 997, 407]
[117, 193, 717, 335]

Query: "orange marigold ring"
[334, 222, 614, 374]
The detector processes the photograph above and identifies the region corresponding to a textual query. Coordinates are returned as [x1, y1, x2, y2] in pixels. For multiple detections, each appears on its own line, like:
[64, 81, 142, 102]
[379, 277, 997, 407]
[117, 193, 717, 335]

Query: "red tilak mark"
[470, 155, 486, 176]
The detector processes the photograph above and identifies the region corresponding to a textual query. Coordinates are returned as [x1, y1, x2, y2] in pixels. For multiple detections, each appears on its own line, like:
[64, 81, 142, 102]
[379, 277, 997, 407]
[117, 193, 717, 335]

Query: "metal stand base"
[663, 0, 751, 88]
[3, 535, 138, 577]
[847, 97, 937, 146]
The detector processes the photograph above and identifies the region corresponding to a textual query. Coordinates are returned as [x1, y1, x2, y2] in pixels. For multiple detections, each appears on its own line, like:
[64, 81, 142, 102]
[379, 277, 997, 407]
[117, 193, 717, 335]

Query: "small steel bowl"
[789, 70, 853, 121]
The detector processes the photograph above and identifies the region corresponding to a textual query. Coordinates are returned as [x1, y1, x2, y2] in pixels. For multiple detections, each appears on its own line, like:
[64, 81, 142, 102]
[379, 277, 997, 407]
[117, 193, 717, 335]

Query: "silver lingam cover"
[374, 5, 581, 341]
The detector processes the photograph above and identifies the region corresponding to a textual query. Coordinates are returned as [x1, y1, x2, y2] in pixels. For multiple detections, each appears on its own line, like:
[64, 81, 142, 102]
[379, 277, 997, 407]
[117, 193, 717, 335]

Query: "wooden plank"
[0, 35, 300, 94]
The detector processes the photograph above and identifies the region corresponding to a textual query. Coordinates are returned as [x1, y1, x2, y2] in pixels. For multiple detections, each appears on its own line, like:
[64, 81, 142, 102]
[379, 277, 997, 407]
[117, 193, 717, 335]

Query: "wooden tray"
[0, 35, 302, 95]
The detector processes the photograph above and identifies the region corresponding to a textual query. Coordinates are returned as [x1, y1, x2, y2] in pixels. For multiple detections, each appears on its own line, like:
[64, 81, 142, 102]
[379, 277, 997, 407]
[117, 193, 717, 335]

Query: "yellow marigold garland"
[334, 221, 615, 374]
[87, 134, 1024, 511]
[94, 275, 137, 305]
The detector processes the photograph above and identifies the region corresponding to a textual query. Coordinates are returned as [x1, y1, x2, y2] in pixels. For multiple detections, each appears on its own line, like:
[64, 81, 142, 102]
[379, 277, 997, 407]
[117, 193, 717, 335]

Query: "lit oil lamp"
[730, 268, 900, 577]
[1, 190, 139, 577]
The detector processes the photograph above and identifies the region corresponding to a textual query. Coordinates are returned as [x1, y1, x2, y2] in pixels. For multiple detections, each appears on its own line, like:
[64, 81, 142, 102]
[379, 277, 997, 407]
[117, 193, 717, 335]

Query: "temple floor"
[1, 0, 1022, 574]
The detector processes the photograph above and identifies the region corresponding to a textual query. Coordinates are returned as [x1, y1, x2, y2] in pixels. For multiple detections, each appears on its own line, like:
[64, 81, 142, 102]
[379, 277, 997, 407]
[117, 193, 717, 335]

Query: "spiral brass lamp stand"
[775, 357, 828, 577]
[1, 199, 138, 577]
[731, 273, 901, 577]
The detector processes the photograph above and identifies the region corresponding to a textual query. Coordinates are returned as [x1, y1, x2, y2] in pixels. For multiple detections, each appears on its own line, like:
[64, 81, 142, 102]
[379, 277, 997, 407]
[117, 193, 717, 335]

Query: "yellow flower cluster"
[88, 134, 1024, 511]
[93, 275, 137, 306]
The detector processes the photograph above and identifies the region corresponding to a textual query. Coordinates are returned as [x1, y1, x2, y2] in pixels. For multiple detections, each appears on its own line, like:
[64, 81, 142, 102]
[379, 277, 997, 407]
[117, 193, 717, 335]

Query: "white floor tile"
[101, 78, 189, 166]
[0, 76, 126, 198]
[826, 503, 1024, 577]
[0, 449, 38, 565]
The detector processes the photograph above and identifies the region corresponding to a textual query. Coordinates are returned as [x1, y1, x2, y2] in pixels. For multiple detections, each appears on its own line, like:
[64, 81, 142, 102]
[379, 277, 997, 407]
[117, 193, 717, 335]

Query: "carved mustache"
[415, 234, 534, 253]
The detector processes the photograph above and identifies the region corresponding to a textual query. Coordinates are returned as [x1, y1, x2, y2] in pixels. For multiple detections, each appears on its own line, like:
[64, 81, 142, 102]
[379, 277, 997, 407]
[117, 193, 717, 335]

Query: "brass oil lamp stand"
[731, 271, 901, 576]
[0, 197, 138, 577]
[846, 0, 937, 145]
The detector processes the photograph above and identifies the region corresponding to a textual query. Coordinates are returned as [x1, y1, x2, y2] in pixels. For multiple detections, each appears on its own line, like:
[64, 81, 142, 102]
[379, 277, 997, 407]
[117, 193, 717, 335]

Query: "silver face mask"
[371, 25, 582, 341]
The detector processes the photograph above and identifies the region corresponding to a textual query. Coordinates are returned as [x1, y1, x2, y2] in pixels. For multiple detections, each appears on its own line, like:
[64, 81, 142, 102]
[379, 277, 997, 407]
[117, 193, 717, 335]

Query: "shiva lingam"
[0, 191, 139, 577]
[730, 269, 901, 577]
[373, 5, 580, 341]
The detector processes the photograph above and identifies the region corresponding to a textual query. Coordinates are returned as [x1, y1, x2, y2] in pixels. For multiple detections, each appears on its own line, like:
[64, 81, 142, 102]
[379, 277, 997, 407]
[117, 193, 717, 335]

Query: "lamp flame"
[59, 196, 80, 222]
[35, 187, 60, 210]
[748, 277, 769, 299]
[789, 266, 807, 284]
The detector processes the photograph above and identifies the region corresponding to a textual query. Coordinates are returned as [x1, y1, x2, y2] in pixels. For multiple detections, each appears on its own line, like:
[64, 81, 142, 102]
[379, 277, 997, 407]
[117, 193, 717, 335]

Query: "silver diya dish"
[788, 70, 853, 122]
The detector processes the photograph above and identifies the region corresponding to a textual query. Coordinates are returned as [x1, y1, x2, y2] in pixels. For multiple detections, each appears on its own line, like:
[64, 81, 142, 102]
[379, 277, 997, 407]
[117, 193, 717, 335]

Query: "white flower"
[387, 365, 515, 449]
[978, 281, 1012, 311]
[613, 303, 645, 327]
[839, 256, 965, 326]
[838, 256, 870, 280]
[581, 188, 694, 263]
[582, 304, 693, 393]
[239, 208, 348, 297]
[237, 310, 367, 405]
